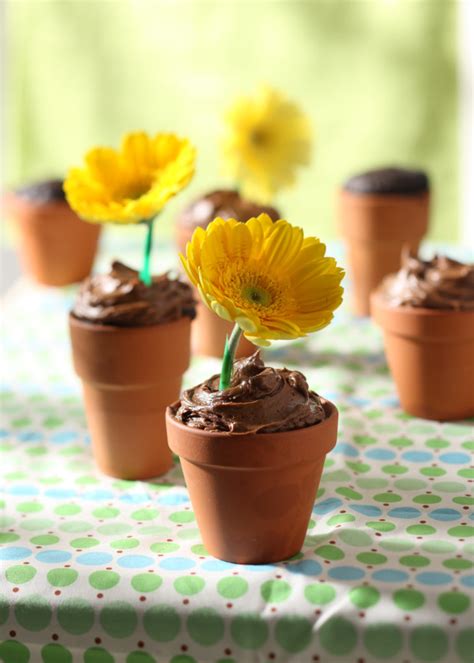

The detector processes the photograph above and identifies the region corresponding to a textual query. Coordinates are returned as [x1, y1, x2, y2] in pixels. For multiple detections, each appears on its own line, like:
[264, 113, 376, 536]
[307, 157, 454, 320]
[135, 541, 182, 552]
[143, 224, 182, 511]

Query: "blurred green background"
[6, 0, 459, 242]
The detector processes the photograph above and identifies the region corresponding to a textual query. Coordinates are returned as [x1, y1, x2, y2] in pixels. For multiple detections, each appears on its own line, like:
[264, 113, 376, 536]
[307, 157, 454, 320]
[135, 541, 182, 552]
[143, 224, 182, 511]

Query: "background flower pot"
[166, 399, 338, 564]
[70, 315, 191, 479]
[6, 193, 101, 286]
[339, 190, 429, 316]
[371, 292, 474, 421]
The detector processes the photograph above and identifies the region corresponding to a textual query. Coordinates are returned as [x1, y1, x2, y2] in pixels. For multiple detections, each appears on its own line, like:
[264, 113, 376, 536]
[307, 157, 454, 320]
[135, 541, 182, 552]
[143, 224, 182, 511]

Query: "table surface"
[1, 242, 473, 663]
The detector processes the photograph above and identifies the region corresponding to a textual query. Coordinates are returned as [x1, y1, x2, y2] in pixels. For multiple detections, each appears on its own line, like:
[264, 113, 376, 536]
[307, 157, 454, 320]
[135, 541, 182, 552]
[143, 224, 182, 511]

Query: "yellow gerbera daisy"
[64, 132, 196, 224]
[181, 214, 344, 347]
[222, 85, 312, 204]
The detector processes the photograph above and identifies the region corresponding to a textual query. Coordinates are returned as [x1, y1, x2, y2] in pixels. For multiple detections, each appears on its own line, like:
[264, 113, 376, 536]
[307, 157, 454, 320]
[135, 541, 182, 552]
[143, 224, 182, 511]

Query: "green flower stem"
[139, 219, 155, 286]
[219, 323, 243, 391]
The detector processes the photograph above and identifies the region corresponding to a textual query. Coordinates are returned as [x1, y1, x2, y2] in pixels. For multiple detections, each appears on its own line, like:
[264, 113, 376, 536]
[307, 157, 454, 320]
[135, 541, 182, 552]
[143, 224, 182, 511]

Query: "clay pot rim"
[166, 398, 337, 440]
[339, 189, 430, 204]
[68, 311, 192, 334]
[371, 291, 474, 320]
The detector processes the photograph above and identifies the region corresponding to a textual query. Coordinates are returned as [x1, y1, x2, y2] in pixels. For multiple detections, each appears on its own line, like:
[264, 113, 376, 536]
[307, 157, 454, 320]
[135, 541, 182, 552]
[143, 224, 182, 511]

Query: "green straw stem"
[219, 323, 243, 391]
[139, 219, 155, 286]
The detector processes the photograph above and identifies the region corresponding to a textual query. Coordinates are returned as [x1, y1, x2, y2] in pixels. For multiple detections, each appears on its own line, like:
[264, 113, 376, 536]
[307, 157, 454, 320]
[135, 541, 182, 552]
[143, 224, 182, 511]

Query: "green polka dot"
[399, 555, 430, 568]
[47, 569, 78, 587]
[326, 514, 355, 525]
[406, 524, 436, 536]
[230, 613, 268, 649]
[413, 494, 442, 504]
[421, 540, 456, 554]
[338, 529, 372, 547]
[187, 608, 224, 646]
[456, 629, 474, 663]
[0, 641, 30, 663]
[110, 538, 139, 550]
[190, 544, 209, 556]
[438, 591, 470, 614]
[374, 492, 402, 503]
[357, 552, 387, 565]
[314, 544, 345, 560]
[131, 573, 162, 593]
[54, 504, 81, 516]
[97, 523, 131, 536]
[176, 528, 200, 540]
[349, 585, 380, 608]
[346, 461, 370, 473]
[0, 533, 19, 543]
[57, 598, 94, 635]
[389, 437, 413, 448]
[15, 594, 52, 631]
[144, 605, 180, 642]
[174, 576, 205, 596]
[261, 580, 292, 603]
[100, 601, 137, 638]
[454, 496, 474, 505]
[448, 525, 474, 538]
[131, 508, 158, 521]
[59, 520, 92, 533]
[126, 653, 156, 663]
[217, 577, 248, 599]
[320, 616, 357, 656]
[425, 438, 450, 449]
[458, 468, 474, 479]
[30, 535, 59, 545]
[89, 570, 120, 590]
[354, 434, 377, 446]
[139, 525, 172, 536]
[366, 521, 396, 532]
[462, 440, 474, 451]
[170, 511, 195, 524]
[275, 616, 312, 653]
[463, 542, 474, 555]
[17, 501, 43, 513]
[393, 589, 425, 610]
[336, 487, 363, 500]
[433, 481, 465, 493]
[356, 478, 388, 489]
[380, 538, 414, 552]
[21, 517, 54, 531]
[410, 626, 448, 662]
[364, 623, 403, 659]
[150, 542, 179, 553]
[5, 565, 37, 584]
[420, 467, 446, 477]
[0, 595, 9, 625]
[394, 478, 426, 491]
[304, 583, 336, 605]
[382, 464, 408, 475]
[0, 515, 16, 528]
[443, 558, 473, 570]
[92, 507, 120, 519]
[84, 648, 114, 663]
[70, 537, 99, 548]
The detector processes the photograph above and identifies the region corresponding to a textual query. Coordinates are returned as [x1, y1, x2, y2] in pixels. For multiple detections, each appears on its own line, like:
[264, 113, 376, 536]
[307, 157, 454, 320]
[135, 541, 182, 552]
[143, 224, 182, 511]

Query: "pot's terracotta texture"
[371, 292, 474, 421]
[176, 223, 255, 359]
[339, 191, 429, 316]
[5, 193, 101, 286]
[69, 315, 191, 479]
[166, 400, 338, 564]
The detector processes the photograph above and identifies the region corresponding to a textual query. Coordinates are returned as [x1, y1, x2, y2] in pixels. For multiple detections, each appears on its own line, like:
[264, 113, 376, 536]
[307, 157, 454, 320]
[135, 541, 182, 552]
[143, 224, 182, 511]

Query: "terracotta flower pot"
[339, 190, 429, 316]
[166, 399, 339, 564]
[371, 292, 474, 421]
[5, 191, 101, 286]
[69, 314, 191, 479]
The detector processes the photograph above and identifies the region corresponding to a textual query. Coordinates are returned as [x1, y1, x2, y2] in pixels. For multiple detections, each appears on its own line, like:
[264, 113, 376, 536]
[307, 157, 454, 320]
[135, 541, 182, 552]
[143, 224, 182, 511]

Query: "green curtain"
[6, 0, 459, 241]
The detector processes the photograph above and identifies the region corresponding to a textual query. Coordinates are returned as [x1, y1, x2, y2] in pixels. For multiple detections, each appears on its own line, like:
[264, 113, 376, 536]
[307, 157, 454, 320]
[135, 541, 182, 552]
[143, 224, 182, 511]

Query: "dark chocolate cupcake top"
[343, 167, 429, 196]
[72, 262, 196, 326]
[172, 351, 326, 434]
[177, 189, 280, 230]
[379, 252, 474, 311]
[15, 179, 66, 204]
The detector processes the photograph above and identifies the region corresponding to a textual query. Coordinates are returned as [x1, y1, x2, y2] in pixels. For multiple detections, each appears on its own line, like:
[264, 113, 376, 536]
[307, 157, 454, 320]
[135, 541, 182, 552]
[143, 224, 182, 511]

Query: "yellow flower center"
[220, 264, 289, 315]
[241, 284, 272, 307]
[250, 127, 270, 148]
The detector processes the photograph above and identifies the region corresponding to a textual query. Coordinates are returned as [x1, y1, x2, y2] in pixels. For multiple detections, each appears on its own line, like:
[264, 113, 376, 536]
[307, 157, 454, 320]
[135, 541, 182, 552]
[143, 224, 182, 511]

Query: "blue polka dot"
[0, 429, 8, 438]
[50, 431, 77, 444]
[402, 451, 433, 463]
[349, 504, 382, 517]
[159, 557, 196, 571]
[82, 489, 115, 501]
[286, 560, 322, 576]
[365, 448, 396, 461]
[76, 552, 113, 566]
[333, 443, 359, 458]
[379, 397, 400, 408]
[119, 493, 150, 504]
[312, 498, 343, 515]
[158, 493, 190, 506]
[460, 575, 474, 588]
[428, 508, 461, 522]
[416, 572, 453, 586]
[200, 559, 236, 572]
[372, 569, 409, 583]
[44, 488, 77, 499]
[8, 485, 39, 496]
[347, 397, 371, 407]
[388, 507, 421, 519]
[36, 550, 72, 564]
[0, 546, 32, 561]
[329, 566, 365, 581]
[117, 554, 154, 569]
[17, 431, 43, 442]
[439, 452, 471, 465]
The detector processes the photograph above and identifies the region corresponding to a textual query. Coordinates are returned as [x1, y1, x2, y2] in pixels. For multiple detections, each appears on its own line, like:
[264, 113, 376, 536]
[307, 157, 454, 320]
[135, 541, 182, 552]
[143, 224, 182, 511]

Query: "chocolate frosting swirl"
[177, 189, 280, 230]
[380, 253, 474, 311]
[172, 351, 325, 434]
[72, 261, 196, 326]
[16, 179, 66, 204]
[343, 167, 429, 196]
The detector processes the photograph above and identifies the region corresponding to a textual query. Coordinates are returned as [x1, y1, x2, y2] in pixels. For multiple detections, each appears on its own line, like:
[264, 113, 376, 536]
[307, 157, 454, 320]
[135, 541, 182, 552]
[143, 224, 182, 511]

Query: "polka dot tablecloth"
[1, 245, 473, 663]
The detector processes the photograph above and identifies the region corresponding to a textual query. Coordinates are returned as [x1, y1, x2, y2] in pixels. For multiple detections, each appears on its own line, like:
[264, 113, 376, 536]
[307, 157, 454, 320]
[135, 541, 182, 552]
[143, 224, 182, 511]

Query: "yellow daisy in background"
[64, 132, 196, 224]
[181, 214, 344, 347]
[222, 85, 312, 204]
